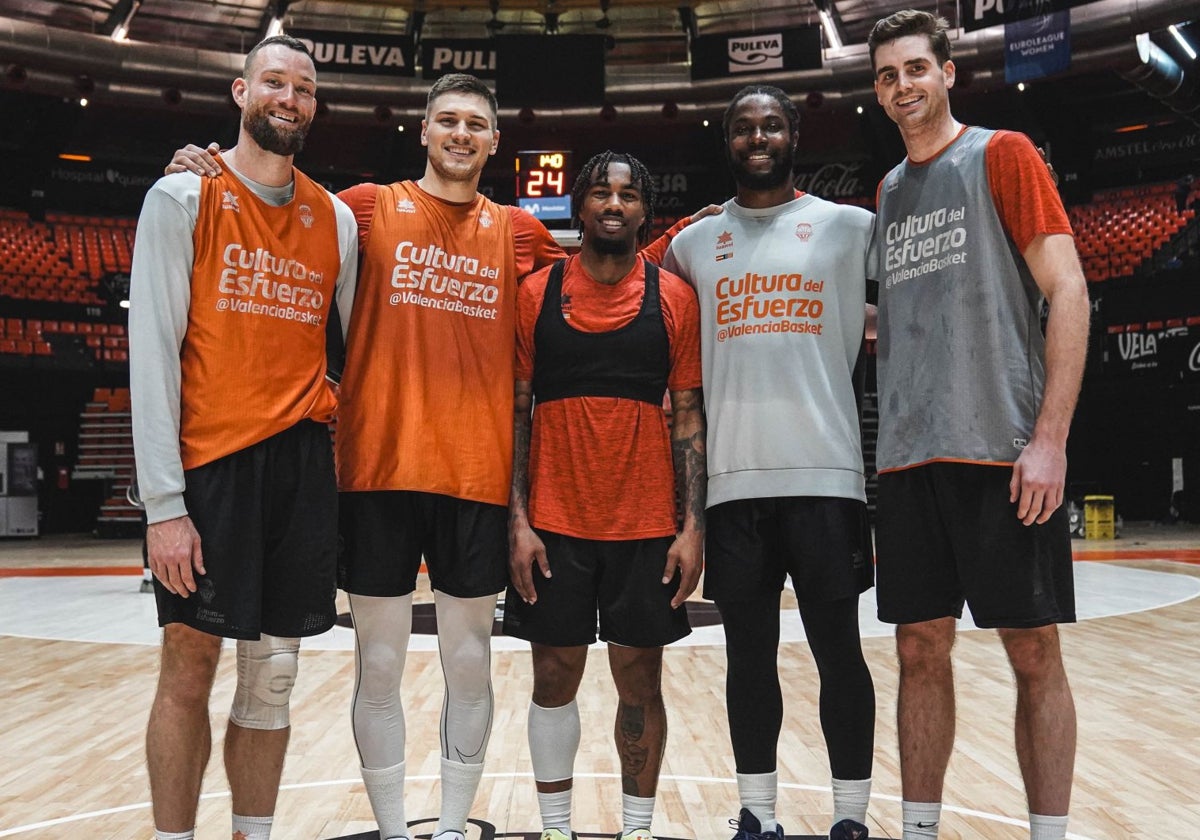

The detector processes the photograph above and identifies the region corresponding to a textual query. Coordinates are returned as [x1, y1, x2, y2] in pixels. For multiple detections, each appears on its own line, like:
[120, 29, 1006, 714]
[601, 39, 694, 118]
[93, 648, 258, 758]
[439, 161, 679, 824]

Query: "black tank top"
[531, 258, 670, 405]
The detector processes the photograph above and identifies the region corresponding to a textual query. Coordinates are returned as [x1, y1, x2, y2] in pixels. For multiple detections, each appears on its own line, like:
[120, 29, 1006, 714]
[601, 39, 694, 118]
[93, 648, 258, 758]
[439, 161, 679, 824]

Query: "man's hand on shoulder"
[164, 142, 223, 177]
[146, 515, 205, 596]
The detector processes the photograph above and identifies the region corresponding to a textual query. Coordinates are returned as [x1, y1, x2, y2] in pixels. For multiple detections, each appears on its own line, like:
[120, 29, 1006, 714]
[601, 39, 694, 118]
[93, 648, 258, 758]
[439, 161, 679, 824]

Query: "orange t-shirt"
[180, 159, 340, 469]
[516, 256, 702, 539]
[985, 130, 1073, 248]
[335, 181, 564, 504]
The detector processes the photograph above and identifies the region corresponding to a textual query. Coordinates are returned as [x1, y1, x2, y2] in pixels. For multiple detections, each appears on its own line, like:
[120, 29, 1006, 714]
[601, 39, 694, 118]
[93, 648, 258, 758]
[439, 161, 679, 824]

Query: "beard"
[590, 232, 637, 256]
[244, 106, 308, 157]
[727, 147, 795, 191]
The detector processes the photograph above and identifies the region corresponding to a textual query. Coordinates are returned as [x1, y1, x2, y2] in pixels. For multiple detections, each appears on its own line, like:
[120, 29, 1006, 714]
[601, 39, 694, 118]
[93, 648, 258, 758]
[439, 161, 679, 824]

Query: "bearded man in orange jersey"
[131, 35, 358, 840]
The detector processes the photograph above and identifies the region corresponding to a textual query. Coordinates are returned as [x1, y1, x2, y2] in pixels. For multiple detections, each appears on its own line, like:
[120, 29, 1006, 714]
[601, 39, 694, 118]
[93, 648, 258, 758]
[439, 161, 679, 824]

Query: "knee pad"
[229, 634, 300, 730]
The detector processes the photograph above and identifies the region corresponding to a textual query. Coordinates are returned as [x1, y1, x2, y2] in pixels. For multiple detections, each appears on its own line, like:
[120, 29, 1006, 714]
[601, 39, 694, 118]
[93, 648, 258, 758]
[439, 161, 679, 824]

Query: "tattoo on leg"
[618, 702, 649, 794]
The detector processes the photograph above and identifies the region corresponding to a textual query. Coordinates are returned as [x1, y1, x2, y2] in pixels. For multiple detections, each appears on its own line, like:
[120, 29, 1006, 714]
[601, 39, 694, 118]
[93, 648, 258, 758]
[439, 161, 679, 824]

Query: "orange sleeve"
[639, 215, 693, 265]
[659, 270, 704, 392]
[336, 182, 379, 252]
[508, 206, 568, 281]
[515, 265, 551, 382]
[986, 131, 1073, 252]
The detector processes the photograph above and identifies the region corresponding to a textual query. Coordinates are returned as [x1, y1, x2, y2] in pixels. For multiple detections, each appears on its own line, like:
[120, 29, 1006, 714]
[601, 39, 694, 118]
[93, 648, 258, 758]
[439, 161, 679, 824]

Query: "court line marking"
[0, 772, 1100, 839]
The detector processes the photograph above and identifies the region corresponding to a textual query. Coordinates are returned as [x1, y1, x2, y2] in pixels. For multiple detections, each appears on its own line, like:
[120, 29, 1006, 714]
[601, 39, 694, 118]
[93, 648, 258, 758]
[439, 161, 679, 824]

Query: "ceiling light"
[818, 9, 842, 50]
[266, 16, 285, 37]
[1169, 24, 1197, 60]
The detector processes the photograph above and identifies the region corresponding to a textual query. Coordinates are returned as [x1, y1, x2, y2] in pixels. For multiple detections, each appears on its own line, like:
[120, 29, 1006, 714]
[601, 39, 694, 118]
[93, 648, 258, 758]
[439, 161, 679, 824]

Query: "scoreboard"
[515, 150, 572, 221]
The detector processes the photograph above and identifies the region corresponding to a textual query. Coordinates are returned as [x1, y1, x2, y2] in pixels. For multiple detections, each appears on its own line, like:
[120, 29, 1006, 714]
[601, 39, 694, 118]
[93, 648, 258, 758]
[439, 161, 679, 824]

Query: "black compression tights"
[717, 593, 875, 779]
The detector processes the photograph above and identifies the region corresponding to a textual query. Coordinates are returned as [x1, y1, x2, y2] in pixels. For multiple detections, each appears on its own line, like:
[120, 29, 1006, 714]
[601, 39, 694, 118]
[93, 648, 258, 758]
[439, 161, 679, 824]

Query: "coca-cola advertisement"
[792, 161, 872, 203]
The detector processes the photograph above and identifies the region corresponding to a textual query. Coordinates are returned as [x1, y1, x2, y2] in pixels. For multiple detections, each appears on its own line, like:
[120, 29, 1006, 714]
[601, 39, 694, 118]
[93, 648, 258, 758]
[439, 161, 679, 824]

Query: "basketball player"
[866, 11, 1089, 840]
[130, 36, 358, 840]
[504, 152, 705, 840]
[661, 86, 876, 840]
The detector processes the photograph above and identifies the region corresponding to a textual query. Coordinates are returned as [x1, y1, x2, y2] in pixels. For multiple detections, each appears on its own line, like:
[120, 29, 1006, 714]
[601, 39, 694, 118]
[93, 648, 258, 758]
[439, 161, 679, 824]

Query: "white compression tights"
[348, 591, 496, 768]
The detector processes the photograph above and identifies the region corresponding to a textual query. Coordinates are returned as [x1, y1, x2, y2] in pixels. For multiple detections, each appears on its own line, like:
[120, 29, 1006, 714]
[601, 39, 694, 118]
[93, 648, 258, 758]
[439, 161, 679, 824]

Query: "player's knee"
[229, 634, 300, 730]
[896, 621, 954, 670]
[999, 626, 1062, 681]
[441, 635, 491, 694]
[356, 639, 405, 697]
[159, 624, 222, 703]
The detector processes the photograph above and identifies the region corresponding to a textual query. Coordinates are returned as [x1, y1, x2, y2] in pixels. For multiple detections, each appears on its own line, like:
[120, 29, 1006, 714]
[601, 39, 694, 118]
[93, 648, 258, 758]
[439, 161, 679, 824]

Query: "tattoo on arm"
[670, 388, 707, 530]
[511, 381, 534, 525]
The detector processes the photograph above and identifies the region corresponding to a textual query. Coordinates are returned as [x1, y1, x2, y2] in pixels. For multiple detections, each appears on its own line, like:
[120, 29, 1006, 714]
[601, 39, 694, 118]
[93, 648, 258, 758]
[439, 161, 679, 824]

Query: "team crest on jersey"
[222, 190, 240, 213]
[299, 204, 314, 229]
[715, 230, 734, 261]
[396, 198, 417, 213]
[479, 209, 493, 228]
[795, 223, 813, 242]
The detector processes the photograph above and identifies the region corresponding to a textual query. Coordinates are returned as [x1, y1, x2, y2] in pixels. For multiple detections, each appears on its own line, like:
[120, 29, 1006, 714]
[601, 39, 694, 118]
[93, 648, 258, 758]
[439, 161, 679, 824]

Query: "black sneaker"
[729, 808, 785, 840]
[829, 818, 869, 840]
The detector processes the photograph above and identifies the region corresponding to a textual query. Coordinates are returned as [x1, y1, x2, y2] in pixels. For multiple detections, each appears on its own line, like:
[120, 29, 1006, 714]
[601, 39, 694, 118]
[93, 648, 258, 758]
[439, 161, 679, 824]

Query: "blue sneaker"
[729, 808, 785, 840]
[829, 818, 869, 840]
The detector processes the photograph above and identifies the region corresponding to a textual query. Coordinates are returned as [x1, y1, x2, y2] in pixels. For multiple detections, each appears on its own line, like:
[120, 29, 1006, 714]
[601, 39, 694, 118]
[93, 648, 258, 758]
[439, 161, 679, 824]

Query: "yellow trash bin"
[1083, 495, 1115, 539]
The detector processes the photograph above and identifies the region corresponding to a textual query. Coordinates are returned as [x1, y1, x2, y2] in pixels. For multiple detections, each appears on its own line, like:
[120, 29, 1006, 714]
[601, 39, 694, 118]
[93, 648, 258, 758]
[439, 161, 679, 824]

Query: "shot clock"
[515, 150, 573, 222]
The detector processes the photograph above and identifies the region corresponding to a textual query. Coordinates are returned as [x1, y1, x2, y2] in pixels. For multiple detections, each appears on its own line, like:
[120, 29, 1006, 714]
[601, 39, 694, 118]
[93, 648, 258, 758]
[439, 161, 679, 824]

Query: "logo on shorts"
[1013, 437, 1029, 449]
[298, 203, 314, 228]
[198, 577, 216, 605]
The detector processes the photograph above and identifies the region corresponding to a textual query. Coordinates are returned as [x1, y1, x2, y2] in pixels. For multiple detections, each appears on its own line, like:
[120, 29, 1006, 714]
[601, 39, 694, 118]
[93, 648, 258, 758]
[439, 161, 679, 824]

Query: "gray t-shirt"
[663, 193, 873, 506]
[129, 164, 358, 523]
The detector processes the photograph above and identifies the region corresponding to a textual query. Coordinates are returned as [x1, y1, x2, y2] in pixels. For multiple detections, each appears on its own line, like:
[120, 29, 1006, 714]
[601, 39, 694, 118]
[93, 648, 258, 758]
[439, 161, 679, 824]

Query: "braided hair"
[570, 151, 657, 243]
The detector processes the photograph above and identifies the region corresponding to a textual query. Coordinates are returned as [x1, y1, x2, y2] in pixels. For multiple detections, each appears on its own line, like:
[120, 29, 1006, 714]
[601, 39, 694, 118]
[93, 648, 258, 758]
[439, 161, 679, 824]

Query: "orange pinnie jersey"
[335, 182, 525, 504]
[180, 161, 341, 470]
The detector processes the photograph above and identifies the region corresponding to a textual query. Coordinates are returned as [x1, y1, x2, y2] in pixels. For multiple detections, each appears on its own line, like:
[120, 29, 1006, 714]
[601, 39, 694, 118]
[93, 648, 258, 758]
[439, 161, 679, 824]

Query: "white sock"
[537, 788, 573, 832]
[528, 700, 581, 784]
[437, 756, 484, 833]
[901, 800, 941, 839]
[1029, 813, 1068, 840]
[736, 770, 778, 833]
[231, 813, 273, 839]
[155, 831, 194, 840]
[621, 792, 655, 833]
[361, 760, 408, 840]
[831, 777, 871, 825]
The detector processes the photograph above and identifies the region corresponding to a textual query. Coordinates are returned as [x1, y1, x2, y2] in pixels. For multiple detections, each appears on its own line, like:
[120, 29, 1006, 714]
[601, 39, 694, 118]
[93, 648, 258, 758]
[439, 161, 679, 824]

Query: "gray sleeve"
[331, 194, 359, 342]
[661, 238, 686, 282]
[129, 176, 199, 524]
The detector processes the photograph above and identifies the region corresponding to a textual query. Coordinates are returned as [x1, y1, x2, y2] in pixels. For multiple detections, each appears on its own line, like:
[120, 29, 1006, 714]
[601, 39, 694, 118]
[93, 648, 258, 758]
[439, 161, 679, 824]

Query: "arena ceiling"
[0, 0, 1196, 198]
[0, 0, 1196, 126]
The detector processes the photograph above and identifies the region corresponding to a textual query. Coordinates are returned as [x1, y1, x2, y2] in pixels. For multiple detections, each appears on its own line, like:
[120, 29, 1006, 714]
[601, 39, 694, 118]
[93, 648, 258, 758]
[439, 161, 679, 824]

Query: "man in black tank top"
[505, 152, 706, 840]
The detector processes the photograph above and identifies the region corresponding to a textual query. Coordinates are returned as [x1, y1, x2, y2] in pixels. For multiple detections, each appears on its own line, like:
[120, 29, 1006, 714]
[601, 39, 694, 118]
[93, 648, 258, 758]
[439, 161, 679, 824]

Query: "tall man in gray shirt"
[662, 85, 875, 840]
[867, 10, 1089, 840]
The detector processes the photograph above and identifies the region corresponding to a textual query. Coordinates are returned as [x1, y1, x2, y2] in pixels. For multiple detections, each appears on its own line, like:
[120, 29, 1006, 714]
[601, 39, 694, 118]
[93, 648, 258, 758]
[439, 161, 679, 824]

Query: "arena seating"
[1069, 181, 1197, 283]
[0, 209, 133, 305]
[74, 387, 141, 531]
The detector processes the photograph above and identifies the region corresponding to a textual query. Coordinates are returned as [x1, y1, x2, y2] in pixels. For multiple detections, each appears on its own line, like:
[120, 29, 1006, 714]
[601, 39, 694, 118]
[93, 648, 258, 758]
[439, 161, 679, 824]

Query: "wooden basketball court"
[1, 525, 1196, 839]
